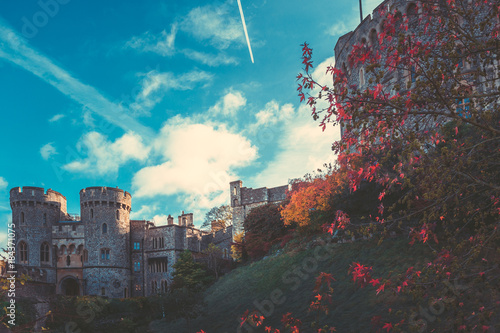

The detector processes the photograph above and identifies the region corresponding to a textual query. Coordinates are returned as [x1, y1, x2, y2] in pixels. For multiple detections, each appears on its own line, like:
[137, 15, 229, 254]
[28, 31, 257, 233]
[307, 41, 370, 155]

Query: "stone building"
[10, 186, 232, 298]
[333, 0, 499, 138]
[230, 180, 288, 232]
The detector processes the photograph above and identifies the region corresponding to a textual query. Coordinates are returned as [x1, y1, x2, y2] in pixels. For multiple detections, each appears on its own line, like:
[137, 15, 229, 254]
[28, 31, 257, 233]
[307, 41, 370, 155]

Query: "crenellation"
[230, 180, 288, 232]
[11, 185, 233, 298]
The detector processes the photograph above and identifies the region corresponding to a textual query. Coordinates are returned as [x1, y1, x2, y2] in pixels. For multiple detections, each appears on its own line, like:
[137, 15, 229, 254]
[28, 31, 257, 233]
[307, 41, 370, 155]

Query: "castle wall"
[10, 185, 234, 299]
[230, 180, 287, 233]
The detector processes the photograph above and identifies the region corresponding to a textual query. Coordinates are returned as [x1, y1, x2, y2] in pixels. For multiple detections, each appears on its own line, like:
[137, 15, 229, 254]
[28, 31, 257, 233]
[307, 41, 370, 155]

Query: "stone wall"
[230, 180, 287, 232]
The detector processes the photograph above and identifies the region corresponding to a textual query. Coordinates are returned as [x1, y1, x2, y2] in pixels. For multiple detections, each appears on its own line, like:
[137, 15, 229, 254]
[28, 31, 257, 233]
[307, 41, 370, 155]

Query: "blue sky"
[0, 0, 381, 242]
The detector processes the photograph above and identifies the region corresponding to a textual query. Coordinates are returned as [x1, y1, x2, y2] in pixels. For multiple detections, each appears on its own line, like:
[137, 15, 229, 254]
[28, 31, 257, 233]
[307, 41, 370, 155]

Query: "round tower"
[80, 186, 131, 298]
[9, 186, 67, 282]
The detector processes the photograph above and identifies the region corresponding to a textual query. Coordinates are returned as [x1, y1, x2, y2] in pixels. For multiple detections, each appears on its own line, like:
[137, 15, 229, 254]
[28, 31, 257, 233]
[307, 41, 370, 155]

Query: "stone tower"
[10, 186, 68, 283]
[80, 186, 132, 298]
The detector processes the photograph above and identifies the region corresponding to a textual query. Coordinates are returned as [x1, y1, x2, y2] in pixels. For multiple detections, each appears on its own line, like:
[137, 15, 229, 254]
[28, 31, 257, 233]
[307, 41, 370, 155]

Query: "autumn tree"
[243, 202, 291, 259]
[201, 205, 232, 231]
[295, 0, 499, 331]
[281, 167, 348, 230]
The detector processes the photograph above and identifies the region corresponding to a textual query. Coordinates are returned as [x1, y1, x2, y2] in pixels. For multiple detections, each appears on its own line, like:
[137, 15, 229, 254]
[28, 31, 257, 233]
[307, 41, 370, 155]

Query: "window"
[43, 213, 47, 225]
[233, 187, 237, 195]
[116, 210, 120, 220]
[101, 287, 106, 296]
[135, 284, 141, 291]
[66, 255, 71, 266]
[102, 223, 107, 234]
[359, 68, 367, 87]
[124, 288, 128, 298]
[151, 281, 157, 294]
[90, 208, 93, 219]
[20, 212, 25, 224]
[456, 97, 471, 118]
[83, 249, 88, 263]
[134, 242, 140, 250]
[411, 65, 417, 83]
[134, 261, 141, 272]
[40, 242, 50, 263]
[161, 280, 167, 293]
[72, 225, 76, 232]
[58, 225, 62, 232]
[19, 241, 28, 264]
[100, 249, 110, 260]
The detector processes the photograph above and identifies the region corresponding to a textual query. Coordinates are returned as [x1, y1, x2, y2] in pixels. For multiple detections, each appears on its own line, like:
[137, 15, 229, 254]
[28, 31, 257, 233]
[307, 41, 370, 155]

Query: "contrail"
[237, 0, 254, 63]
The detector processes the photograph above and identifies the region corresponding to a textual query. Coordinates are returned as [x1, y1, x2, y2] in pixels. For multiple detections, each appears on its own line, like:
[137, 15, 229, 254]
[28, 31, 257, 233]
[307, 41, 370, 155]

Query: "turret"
[80, 186, 132, 297]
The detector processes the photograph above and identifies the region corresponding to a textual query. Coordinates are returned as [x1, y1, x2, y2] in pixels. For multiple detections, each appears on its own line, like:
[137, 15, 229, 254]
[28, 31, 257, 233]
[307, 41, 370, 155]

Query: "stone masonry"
[10, 186, 232, 298]
[230, 180, 288, 232]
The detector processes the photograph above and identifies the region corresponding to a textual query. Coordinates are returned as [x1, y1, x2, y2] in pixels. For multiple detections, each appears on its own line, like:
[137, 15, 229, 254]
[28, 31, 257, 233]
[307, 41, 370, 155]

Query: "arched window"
[233, 198, 238, 206]
[407, 3, 418, 29]
[19, 241, 28, 264]
[90, 208, 94, 219]
[102, 223, 107, 234]
[116, 210, 120, 220]
[359, 67, 365, 87]
[369, 29, 378, 47]
[40, 242, 50, 263]
[20, 212, 25, 224]
[66, 255, 71, 266]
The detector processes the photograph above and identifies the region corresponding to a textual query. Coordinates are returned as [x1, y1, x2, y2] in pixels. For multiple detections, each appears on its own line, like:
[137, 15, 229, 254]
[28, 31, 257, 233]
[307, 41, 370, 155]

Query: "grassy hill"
[150, 235, 432, 332]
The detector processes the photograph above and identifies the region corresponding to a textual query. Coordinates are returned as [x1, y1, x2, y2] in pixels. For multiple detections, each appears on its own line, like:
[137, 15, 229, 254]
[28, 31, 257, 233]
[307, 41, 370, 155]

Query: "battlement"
[10, 186, 67, 202]
[79, 186, 132, 206]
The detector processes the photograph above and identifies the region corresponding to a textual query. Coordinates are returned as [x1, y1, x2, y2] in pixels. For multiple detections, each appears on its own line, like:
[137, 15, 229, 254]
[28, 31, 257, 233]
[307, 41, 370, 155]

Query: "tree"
[295, 0, 499, 331]
[171, 250, 212, 291]
[201, 243, 224, 280]
[201, 205, 232, 231]
[244, 203, 291, 259]
[230, 231, 248, 262]
[281, 167, 348, 228]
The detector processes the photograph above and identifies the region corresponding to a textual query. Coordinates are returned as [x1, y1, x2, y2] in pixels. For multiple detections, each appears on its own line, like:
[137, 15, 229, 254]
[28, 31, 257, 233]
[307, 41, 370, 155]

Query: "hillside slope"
[151, 236, 432, 332]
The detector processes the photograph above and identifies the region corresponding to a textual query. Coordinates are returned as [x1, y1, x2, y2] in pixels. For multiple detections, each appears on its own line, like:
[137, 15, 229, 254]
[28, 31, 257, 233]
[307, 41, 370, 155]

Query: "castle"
[230, 180, 288, 232]
[10, 186, 232, 298]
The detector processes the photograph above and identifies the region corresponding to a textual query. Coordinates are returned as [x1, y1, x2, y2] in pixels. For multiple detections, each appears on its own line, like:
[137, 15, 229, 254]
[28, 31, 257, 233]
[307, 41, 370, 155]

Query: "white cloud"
[130, 204, 157, 220]
[180, 2, 244, 49]
[40, 142, 58, 160]
[132, 118, 258, 211]
[63, 131, 151, 176]
[207, 90, 246, 118]
[252, 103, 340, 188]
[312, 56, 336, 88]
[152, 214, 169, 226]
[182, 49, 239, 66]
[247, 101, 295, 133]
[130, 69, 214, 116]
[0, 19, 154, 140]
[0, 177, 7, 190]
[48, 114, 65, 122]
[125, 24, 178, 56]
[327, 21, 350, 37]
[82, 108, 95, 127]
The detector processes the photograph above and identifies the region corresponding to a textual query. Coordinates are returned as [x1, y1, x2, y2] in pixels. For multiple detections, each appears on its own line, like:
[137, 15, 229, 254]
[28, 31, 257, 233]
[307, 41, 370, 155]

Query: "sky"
[0, 0, 382, 244]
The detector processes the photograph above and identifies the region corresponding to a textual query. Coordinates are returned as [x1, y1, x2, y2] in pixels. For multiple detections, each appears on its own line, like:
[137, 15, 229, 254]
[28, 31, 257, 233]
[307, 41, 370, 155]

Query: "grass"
[150, 235, 433, 332]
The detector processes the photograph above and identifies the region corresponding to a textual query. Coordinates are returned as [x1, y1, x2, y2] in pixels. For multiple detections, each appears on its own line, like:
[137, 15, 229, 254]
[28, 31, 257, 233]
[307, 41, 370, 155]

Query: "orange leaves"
[281, 171, 348, 227]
